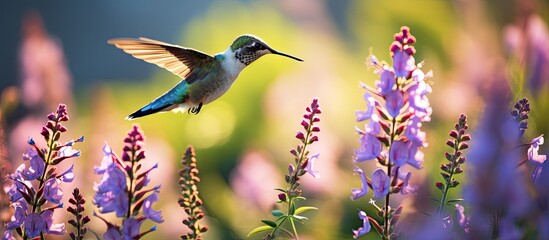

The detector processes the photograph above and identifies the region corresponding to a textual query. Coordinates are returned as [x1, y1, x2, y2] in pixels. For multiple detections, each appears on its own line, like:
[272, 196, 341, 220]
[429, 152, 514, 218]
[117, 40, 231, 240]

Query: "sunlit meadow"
[1, 1, 548, 239]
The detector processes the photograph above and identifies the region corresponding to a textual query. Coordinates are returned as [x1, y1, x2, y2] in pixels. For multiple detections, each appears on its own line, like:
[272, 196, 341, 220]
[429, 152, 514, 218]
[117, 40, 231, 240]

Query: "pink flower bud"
[301, 120, 309, 129]
[295, 131, 305, 140]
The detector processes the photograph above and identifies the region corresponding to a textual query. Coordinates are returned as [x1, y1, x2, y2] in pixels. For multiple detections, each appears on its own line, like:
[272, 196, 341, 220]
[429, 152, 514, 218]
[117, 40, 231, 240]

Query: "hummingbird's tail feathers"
[126, 103, 171, 120]
[125, 81, 189, 120]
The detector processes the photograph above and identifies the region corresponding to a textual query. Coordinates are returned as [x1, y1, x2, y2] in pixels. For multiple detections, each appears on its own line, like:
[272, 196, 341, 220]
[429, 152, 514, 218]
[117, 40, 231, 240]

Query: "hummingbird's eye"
[249, 41, 264, 51]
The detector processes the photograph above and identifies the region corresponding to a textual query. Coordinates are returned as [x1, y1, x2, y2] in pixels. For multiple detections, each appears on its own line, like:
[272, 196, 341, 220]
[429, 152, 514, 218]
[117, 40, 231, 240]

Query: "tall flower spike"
[4, 104, 82, 239]
[67, 188, 90, 240]
[436, 114, 471, 219]
[353, 26, 431, 239]
[93, 125, 162, 239]
[248, 98, 321, 239]
[179, 145, 208, 240]
[511, 98, 530, 136]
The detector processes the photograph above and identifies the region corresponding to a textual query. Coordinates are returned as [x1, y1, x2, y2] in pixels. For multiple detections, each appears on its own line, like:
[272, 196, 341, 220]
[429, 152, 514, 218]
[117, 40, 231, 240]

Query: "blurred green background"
[1, 0, 548, 239]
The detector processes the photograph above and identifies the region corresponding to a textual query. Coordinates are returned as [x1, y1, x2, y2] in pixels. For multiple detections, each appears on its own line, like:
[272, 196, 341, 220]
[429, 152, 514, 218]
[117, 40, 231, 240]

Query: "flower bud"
[446, 139, 455, 148]
[436, 182, 444, 190]
[278, 193, 287, 202]
[301, 120, 309, 129]
[288, 164, 295, 174]
[295, 131, 305, 140]
[445, 152, 453, 161]
[458, 142, 469, 150]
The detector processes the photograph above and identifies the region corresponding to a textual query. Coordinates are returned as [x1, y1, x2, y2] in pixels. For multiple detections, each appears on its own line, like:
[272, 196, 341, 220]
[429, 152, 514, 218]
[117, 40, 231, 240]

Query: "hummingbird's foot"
[188, 102, 203, 115]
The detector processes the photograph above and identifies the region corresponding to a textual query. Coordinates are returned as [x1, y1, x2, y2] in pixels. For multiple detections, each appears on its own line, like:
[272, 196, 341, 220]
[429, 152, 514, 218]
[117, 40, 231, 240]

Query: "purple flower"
[407, 72, 433, 119]
[93, 164, 129, 217]
[352, 210, 371, 239]
[356, 92, 376, 121]
[6, 200, 27, 230]
[376, 67, 396, 96]
[371, 169, 390, 199]
[58, 145, 80, 158]
[59, 164, 75, 182]
[355, 134, 383, 162]
[95, 164, 127, 195]
[528, 135, 546, 164]
[122, 217, 145, 239]
[6, 166, 28, 202]
[94, 191, 128, 218]
[25, 212, 48, 238]
[385, 90, 404, 118]
[24, 210, 65, 238]
[455, 204, 470, 233]
[2, 230, 14, 240]
[143, 192, 164, 223]
[42, 210, 65, 235]
[355, 115, 383, 162]
[399, 170, 417, 195]
[43, 178, 63, 204]
[305, 154, 320, 178]
[351, 167, 369, 200]
[22, 148, 44, 180]
[532, 160, 549, 190]
[103, 225, 122, 240]
[392, 50, 416, 78]
[95, 144, 114, 174]
[404, 116, 427, 147]
[389, 140, 423, 169]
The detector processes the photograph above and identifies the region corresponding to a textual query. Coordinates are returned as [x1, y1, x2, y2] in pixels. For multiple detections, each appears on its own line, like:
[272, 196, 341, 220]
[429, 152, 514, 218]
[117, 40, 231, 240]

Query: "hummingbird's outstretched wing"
[108, 37, 215, 82]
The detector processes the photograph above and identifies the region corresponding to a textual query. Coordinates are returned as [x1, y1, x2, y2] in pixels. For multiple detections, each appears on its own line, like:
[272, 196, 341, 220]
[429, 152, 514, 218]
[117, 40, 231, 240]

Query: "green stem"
[383, 117, 397, 239]
[32, 121, 58, 213]
[269, 117, 315, 239]
[27, 119, 60, 240]
[437, 140, 460, 219]
[289, 216, 299, 240]
[126, 145, 137, 219]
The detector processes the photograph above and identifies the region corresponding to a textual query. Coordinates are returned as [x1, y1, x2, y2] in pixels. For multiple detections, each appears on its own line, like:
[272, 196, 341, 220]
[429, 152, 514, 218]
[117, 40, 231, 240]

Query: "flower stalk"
[179, 145, 208, 240]
[436, 114, 470, 219]
[248, 98, 321, 240]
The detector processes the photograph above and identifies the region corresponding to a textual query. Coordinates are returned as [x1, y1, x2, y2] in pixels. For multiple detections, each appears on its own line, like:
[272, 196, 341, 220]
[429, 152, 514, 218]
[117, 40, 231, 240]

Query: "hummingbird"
[108, 34, 303, 120]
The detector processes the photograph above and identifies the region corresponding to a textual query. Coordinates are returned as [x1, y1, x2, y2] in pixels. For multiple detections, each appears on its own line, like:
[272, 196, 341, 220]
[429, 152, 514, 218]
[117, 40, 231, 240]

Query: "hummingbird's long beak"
[269, 48, 303, 62]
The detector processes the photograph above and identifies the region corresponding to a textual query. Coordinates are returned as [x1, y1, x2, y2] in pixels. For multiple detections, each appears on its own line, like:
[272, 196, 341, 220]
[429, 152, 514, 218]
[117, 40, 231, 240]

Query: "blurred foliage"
[2, 0, 548, 239]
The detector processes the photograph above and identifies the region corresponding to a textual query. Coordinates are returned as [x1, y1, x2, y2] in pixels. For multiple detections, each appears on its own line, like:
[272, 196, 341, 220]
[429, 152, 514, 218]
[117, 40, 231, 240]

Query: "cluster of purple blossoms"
[93, 125, 163, 239]
[4, 104, 83, 239]
[352, 26, 432, 239]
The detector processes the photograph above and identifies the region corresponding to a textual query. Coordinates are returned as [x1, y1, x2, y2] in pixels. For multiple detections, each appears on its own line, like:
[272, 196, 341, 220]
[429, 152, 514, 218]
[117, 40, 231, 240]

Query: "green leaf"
[294, 206, 318, 215]
[447, 198, 465, 203]
[261, 220, 278, 228]
[247, 225, 273, 237]
[271, 210, 285, 217]
[292, 215, 308, 221]
[275, 188, 287, 193]
[295, 196, 307, 201]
